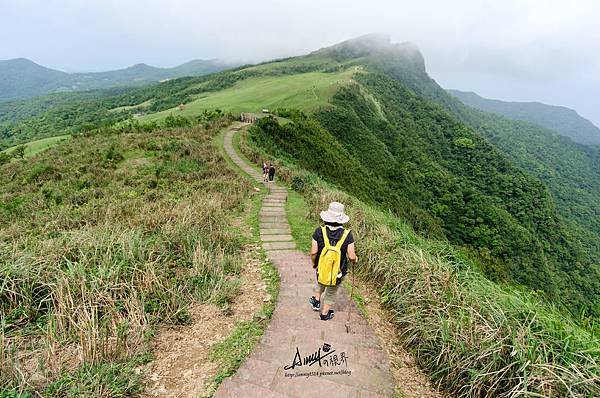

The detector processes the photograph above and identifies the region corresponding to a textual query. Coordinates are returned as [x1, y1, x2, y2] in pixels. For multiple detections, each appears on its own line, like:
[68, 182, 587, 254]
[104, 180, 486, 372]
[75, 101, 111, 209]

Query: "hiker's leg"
[321, 284, 339, 316]
[315, 281, 325, 301]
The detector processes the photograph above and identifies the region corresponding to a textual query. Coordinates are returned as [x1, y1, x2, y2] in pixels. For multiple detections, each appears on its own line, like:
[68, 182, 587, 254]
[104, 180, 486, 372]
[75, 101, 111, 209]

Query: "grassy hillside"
[449, 89, 600, 145]
[0, 56, 345, 150]
[7, 35, 598, 316]
[238, 129, 600, 397]
[2, 135, 71, 158]
[0, 118, 259, 395]
[140, 69, 356, 121]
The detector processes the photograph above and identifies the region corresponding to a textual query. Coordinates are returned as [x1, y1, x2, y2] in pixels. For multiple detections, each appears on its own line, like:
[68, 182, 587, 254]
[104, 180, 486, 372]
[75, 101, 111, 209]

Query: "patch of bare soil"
[351, 279, 445, 398]
[139, 243, 267, 398]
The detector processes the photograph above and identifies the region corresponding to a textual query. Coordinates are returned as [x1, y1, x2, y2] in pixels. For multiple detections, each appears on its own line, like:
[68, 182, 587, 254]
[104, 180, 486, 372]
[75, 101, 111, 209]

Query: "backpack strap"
[321, 226, 330, 249]
[322, 226, 350, 249]
[335, 229, 351, 249]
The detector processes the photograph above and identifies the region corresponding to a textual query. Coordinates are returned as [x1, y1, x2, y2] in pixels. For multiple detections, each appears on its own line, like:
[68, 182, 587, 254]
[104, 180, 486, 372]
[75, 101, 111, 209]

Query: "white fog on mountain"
[1, 0, 599, 124]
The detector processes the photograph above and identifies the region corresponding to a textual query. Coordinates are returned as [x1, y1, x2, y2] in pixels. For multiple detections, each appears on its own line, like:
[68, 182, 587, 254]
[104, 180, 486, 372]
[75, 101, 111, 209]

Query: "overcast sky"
[1, 0, 599, 126]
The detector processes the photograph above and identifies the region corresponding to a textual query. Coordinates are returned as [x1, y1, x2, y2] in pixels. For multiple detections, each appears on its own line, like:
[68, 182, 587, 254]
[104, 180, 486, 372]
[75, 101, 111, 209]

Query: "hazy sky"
[1, 0, 599, 126]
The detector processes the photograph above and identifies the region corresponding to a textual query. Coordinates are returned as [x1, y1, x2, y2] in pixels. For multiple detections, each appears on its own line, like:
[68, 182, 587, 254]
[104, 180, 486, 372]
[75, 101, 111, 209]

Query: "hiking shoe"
[320, 310, 334, 321]
[309, 296, 320, 311]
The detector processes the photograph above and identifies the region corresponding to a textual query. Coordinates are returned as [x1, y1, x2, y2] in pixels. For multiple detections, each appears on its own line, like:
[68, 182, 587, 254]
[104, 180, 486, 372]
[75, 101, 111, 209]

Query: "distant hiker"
[309, 202, 357, 320]
[262, 162, 269, 182]
[268, 163, 275, 182]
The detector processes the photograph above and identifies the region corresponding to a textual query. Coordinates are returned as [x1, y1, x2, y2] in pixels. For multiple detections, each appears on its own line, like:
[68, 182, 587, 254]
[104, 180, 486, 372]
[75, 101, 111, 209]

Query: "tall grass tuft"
[0, 119, 252, 395]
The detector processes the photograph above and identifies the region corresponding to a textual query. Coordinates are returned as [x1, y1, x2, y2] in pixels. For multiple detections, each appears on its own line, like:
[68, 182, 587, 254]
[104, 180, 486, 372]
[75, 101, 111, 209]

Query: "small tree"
[13, 145, 26, 159]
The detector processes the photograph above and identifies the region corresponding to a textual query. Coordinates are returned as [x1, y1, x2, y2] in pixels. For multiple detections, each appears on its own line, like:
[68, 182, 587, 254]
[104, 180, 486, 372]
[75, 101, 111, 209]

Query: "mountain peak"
[312, 33, 425, 72]
[313, 33, 391, 58]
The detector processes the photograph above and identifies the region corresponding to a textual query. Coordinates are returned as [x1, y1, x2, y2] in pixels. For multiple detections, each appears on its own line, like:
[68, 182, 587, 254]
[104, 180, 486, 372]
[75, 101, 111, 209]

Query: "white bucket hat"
[320, 202, 350, 224]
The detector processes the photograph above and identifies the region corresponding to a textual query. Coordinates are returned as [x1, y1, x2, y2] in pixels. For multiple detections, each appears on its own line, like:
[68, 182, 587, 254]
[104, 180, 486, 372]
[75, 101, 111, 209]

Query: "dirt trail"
[139, 241, 267, 397]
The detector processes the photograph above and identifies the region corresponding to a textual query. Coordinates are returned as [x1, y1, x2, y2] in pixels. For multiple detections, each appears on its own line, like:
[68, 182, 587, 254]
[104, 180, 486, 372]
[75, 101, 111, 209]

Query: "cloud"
[1, 0, 599, 124]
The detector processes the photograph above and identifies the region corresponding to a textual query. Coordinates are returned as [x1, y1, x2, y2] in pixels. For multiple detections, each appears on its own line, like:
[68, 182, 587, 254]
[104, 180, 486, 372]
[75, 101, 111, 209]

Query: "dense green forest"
[370, 52, 600, 284]
[245, 37, 600, 317]
[250, 74, 600, 317]
[449, 89, 600, 145]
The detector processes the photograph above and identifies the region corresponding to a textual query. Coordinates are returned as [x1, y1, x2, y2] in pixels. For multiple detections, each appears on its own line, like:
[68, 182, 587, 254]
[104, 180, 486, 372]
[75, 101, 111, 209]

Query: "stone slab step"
[260, 215, 288, 223]
[261, 234, 294, 242]
[231, 358, 281, 389]
[269, 370, 359, 398]
[261, 223, 289, 230]
[261, 228, 292, 235]
[260, 210, 287, 216]
[263, 241, 297, 251]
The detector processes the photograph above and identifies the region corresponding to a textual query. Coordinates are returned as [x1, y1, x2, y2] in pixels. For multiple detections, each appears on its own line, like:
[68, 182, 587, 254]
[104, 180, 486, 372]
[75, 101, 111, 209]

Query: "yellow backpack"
[317, 226, 351, 286]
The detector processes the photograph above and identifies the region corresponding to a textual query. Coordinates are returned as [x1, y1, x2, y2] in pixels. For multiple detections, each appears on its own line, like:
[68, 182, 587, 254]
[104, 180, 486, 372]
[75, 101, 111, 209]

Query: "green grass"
[108, 99, 153, 113]
[285, 190, 317, 254]
[342, 280, 368, 318]
[42, 353, 151, 397]
[0, 119, 256, 395]
[2, 135, 71, 158]
[140, 69, 355, 123]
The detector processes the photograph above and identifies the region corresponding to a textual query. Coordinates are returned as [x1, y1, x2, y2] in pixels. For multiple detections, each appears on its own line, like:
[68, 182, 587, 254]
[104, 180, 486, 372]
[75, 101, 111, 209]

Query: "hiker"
[268, 163, 276, 182]
[262, 162, 269, 182]
[309, 202, 357, 320]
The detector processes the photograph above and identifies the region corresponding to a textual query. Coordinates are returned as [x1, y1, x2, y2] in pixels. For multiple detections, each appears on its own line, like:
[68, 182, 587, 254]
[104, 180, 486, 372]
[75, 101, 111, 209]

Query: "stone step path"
[216, 123, 395, 397]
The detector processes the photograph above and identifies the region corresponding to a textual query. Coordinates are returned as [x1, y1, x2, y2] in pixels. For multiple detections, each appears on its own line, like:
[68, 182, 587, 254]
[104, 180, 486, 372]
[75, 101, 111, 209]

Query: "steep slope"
[0, 57, 229, 101]
[239, 122, 600, 398]
[449, 89, 600, 145]
[240, 35, 599, 316]
[350, 41, 600, 310]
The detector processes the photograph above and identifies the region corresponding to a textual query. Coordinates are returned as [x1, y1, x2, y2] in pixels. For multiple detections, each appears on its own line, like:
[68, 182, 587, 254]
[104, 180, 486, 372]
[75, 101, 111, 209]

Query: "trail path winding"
[215, 123, 395, 397]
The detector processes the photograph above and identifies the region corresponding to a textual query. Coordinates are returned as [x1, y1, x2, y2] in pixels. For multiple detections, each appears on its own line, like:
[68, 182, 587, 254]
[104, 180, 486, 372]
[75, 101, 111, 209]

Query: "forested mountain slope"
[245, 35, 600, 316]
[373, 51, 600, 289]
[449, 89, 600, 145]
